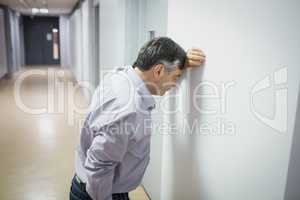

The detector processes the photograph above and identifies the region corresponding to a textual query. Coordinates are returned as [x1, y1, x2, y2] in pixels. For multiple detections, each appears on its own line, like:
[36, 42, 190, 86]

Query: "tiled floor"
[0, 66, 149, 200]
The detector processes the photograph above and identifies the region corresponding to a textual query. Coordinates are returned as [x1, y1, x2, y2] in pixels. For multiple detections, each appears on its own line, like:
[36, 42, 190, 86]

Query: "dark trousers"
[70, 175, 130, 200]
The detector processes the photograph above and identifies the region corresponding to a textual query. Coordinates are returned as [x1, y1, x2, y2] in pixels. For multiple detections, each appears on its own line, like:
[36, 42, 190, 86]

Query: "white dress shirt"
[75, 66, 156, 200]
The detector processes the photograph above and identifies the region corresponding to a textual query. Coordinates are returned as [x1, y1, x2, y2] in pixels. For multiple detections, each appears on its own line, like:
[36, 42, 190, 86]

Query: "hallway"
[0, 66, 149, 200]
[0, 0, 300, 199]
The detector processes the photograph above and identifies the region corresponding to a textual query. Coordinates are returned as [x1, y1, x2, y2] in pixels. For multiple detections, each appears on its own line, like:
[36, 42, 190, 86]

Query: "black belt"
[75, 174, 84, 184]
[74, 174, 129, 199]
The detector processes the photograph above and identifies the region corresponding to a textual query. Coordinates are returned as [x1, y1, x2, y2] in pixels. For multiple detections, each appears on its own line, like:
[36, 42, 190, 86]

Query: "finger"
[187, 59, 205, 66]
[188, 54, 202, 60]
[188, 51, 206, 58]
[186, 62, 201, 68]
[189, 48, 205, 54]
[190, 58, 205, 63]
[190, 47, 203, 52]
[188, 54, 206, 60]
[187, 55, 206, 61]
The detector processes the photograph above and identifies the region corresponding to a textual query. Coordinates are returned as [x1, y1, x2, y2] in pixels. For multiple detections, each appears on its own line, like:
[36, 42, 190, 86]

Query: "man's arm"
[84, 113, 136, 200]
[184, 48, 206, 68]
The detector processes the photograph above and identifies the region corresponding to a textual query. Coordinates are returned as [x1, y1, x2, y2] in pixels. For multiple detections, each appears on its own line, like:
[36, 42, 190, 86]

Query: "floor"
[0, 66, 150, 200]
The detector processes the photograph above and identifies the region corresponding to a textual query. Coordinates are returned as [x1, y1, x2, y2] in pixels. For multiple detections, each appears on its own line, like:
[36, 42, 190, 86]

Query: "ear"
[152, 64, 165, 79]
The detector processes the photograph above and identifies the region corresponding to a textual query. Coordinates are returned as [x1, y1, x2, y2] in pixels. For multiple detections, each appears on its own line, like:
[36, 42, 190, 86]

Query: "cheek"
[166, 77, 175, 87]
[172, 76, 179, 84]
[166, 79, 177, 89]
[162, 75, 176, 89]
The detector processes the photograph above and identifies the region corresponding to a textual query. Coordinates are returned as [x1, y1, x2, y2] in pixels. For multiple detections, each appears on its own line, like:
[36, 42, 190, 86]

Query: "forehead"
[170, 66, 183, 75]
[173, 65, 182, 74]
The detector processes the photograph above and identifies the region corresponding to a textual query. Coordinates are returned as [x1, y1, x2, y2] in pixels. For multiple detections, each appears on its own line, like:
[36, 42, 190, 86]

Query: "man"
[70, 37, 206, 200]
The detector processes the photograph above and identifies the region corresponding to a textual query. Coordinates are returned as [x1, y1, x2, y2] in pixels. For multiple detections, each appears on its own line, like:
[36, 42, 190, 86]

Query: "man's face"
[157, 65, 183, 96]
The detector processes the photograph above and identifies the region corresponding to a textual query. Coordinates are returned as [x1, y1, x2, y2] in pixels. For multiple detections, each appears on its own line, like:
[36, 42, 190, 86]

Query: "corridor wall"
[0, 8, 8, 78]
[80, 0, 95, 87]
[69, 8, 83, 82]
[139, 0, 168, 200]
[0, 7, 23, 77]
[59, 15, 71, 68]
[6, 9, 24, 73]
[98, 0, 126, 69]
[68, 0, 127, 91]
[159, 0, 300, 200]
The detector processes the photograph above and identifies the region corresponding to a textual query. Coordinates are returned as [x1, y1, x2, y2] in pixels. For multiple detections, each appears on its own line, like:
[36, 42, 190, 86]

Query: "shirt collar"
[123, 66, 156, 111]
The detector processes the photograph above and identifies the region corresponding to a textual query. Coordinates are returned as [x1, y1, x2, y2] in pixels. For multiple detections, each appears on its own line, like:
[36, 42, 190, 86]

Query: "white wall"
[159, 0, 300, 200]
[0, 7, 23, 77]
[98, 0, 126, 68]
[4, 9, 24, 74]
[81, 0, 93, 84]
[9, 10, 23, 72]
[124, 0, 140, 65]
[68, 0, 128, 89]
[138, 1, 168, 200]
[59, 15, 71, 68]
[69, 8, 83, 82]
[0, 8, 8, 78]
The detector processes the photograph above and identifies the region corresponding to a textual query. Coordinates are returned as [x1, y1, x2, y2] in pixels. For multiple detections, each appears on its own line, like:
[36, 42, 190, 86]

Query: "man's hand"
[184, 48, 206, 68]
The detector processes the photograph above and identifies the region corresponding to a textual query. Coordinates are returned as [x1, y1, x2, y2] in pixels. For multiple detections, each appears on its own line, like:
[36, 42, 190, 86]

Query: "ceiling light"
[32, 8, 39, 14]
[39, 8, 49, 14]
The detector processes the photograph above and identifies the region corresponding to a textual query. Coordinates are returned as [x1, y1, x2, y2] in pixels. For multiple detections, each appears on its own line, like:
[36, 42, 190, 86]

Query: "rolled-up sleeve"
[84, 113, 136, 200]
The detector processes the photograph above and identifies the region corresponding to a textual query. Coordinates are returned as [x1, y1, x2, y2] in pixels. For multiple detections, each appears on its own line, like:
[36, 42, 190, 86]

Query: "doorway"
[23, 16, 60, 65]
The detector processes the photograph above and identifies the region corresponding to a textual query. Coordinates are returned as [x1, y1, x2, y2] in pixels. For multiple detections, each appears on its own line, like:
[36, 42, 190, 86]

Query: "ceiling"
[0, 0, 78, 15]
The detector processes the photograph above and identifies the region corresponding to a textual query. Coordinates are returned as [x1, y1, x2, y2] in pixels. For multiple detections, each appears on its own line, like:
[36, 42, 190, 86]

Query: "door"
[23, 16, 60, 65]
